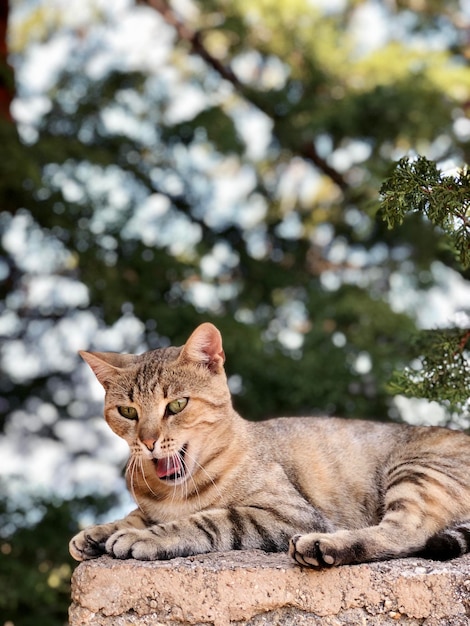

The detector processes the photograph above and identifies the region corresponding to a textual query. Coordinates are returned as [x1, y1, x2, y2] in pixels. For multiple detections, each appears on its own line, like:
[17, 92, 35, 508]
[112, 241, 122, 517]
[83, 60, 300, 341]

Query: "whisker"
[125, 455, 138, 503]
[139, 454, 160, 499]
[184, 447, 224, 504]
[171, 451, 182, 506]
[181, 449, 202, 511]
[182, 449, 193, 505]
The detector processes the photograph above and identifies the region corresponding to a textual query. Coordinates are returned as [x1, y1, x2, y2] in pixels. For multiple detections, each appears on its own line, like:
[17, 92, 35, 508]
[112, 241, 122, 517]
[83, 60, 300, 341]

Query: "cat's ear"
[79, 351, 135, 389]
[180, 323, 225, 372]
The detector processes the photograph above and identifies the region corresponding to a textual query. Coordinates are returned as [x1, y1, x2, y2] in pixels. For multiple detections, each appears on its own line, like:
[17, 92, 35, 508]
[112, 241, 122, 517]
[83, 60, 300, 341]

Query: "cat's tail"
[415, 521, 470, 561]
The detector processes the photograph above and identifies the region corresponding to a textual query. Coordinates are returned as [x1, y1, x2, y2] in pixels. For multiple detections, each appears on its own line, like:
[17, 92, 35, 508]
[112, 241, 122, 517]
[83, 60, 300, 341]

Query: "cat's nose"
[142, 439, 157, 452]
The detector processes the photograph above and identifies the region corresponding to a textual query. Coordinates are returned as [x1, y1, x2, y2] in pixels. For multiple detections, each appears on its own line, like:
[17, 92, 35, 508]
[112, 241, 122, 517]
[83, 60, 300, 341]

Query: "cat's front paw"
[69, 523, 116, 561]
[289, 532, 362, 568]
[106, 527, 177, 560]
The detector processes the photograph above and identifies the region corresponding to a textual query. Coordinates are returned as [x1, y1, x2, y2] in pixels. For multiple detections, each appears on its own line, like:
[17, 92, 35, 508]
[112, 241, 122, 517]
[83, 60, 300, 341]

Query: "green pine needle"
[387, 329, 470, 413]
[380, 156, 470, 268]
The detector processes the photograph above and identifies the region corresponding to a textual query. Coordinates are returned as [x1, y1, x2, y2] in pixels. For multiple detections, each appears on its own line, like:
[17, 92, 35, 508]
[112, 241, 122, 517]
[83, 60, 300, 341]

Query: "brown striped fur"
[69, 323, 470, 568]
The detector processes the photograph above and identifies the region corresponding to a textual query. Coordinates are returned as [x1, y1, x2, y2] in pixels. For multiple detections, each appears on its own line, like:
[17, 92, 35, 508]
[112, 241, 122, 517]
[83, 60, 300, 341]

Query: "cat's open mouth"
[153, 444, 188, 482]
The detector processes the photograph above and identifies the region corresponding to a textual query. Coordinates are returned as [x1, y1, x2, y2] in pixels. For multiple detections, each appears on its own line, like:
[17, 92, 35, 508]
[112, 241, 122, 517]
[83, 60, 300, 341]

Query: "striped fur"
[69, 323, 470, 567]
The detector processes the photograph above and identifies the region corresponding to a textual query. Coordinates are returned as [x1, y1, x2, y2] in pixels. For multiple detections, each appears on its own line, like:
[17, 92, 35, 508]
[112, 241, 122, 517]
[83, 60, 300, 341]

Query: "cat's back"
[248, 414, 469, 458]
[249, 415, 403, 460]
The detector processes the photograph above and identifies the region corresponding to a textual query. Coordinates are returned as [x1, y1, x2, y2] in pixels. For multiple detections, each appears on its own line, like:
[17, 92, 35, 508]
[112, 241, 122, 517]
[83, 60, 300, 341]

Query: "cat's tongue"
[155, 455, 182, 479]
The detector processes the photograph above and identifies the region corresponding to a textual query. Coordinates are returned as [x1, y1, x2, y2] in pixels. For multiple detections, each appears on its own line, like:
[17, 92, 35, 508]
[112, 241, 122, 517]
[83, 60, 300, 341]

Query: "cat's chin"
[153, 444, 190, 485]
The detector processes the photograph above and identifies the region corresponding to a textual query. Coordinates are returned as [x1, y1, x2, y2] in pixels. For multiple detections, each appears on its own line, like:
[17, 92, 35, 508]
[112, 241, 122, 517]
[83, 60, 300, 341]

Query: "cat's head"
[80, 323, 233, 485]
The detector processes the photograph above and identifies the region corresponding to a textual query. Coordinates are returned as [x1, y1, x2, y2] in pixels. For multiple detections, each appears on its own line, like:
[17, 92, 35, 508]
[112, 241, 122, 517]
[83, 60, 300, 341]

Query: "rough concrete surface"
[69, 551, 470, 626]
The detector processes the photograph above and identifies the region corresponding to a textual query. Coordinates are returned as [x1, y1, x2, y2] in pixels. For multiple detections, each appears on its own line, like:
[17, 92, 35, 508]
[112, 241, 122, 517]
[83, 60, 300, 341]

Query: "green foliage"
[380, 157, 470, 415]
[380, 156, 470, 268]
[0, 489, 117, 626]
[388, 329, 470, 416]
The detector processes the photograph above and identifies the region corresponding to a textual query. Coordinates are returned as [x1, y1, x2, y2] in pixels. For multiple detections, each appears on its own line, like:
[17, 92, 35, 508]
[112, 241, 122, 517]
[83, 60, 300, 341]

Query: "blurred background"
[1, 0, 470, 624]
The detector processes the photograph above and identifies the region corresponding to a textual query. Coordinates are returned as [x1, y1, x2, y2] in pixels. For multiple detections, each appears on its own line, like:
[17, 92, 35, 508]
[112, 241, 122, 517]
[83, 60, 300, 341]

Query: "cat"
[69, 322, 470, 568]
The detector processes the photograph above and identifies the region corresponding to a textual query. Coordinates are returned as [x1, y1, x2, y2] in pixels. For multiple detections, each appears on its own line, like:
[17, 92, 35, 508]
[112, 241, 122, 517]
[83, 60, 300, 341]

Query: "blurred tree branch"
[0, 0, 13, 122]
[140, 0, 348, 190]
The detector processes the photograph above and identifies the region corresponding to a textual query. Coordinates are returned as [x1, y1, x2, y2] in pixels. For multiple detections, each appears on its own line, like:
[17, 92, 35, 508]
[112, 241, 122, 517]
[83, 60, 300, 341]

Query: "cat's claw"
[289, 534, 337, 569]
[69, 523, 118, 561]
[69, 530, 106, 561]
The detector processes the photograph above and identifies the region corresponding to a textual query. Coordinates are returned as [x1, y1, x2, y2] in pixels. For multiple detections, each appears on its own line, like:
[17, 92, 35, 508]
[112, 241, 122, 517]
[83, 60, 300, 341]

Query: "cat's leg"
[289, 521, 420, 568]
[290, 519, 470, 568]
[103, 502, 333, 560]
[69, 509, 147, 561]
[290, 466, 470, 568]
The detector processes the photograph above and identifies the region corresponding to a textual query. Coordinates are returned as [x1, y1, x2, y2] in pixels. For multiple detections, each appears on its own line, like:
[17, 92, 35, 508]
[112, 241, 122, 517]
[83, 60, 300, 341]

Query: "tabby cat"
[70, 322, 470, 568]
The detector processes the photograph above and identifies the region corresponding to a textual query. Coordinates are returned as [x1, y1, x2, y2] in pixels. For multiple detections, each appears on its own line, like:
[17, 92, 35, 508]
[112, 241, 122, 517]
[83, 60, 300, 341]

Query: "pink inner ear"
[183, 323, 225, 367]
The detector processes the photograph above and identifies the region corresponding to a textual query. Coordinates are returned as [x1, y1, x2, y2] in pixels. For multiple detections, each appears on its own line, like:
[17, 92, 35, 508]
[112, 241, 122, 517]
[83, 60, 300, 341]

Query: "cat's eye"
[117, 406, 138, 420]
[166, 398, 188, 415]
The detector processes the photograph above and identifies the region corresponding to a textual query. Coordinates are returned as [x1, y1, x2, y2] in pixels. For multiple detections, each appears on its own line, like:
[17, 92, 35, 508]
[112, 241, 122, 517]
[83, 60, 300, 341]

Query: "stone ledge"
[69, 551, 470, 626]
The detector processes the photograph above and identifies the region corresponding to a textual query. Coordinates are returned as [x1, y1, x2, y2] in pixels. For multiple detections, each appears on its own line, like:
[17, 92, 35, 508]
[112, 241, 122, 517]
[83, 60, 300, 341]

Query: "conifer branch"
[380, 156, 470, 268]
[388, 328, 470, 414]
[381, 157, 470, 420]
